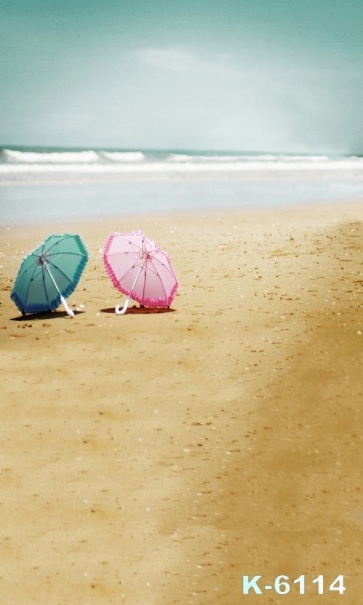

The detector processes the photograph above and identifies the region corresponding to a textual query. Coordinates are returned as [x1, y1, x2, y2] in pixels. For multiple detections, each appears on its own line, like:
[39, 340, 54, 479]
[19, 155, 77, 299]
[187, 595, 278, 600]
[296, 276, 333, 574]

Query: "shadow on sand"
[10, 310, 85, 321]
[100, 306, 176, 315]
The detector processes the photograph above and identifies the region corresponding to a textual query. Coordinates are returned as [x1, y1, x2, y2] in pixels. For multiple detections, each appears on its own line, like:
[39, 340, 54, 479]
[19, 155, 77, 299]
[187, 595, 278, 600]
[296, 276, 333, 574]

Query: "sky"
[0, 0, 362, 153]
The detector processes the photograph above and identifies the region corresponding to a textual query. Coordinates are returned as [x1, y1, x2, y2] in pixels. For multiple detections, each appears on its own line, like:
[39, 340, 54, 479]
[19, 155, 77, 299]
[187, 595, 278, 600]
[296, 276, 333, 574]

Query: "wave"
[1, 158, 363, 175]
[100, 150, 145, 162]
[166, 153, 244, 162]
[3, 149, 99, 163]
[3, 147, 361, 165]
[1, 148, 362, 181]
[3, 148, 145, 165]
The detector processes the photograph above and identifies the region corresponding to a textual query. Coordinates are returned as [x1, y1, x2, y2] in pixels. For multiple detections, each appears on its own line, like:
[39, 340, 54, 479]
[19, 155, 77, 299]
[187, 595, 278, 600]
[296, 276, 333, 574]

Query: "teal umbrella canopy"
[11, 233, 88, 316]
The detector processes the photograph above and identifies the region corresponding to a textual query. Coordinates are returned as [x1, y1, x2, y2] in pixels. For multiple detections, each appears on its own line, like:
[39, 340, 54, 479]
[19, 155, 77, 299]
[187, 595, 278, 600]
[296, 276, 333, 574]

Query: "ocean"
[1, 146, 363, 225]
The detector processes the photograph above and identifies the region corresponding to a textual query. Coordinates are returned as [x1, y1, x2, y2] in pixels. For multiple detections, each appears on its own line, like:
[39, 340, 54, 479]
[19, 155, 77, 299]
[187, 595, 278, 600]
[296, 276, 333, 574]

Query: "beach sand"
[1, 201, 363, 604]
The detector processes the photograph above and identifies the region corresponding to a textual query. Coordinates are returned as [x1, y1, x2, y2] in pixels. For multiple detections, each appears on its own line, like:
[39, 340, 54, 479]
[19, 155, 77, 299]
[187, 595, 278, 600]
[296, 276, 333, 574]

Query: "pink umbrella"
[103, 230, 179, 314]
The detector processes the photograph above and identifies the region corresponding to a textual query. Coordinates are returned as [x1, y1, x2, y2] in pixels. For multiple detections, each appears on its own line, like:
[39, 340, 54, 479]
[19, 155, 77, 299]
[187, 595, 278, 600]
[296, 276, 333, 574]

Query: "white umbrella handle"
[115, 264, 143, 315]
[115, 297, 130, 315]
[46, 265, 74, 317]
[60, 295, 75, 317]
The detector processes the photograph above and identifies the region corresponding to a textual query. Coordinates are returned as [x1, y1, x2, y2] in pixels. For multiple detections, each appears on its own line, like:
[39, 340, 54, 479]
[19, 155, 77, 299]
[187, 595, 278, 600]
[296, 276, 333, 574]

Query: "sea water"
[0, 147, 362, 225]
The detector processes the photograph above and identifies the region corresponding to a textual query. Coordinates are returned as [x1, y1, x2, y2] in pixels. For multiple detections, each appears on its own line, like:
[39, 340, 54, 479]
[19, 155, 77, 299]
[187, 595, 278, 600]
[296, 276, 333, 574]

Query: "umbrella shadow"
[100, 306, 176, 315]
[11, 310, 85, 321]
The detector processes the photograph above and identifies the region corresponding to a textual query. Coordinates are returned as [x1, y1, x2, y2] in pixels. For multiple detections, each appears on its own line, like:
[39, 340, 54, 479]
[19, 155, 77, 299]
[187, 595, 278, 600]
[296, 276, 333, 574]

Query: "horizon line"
[0, 144, 361, 157]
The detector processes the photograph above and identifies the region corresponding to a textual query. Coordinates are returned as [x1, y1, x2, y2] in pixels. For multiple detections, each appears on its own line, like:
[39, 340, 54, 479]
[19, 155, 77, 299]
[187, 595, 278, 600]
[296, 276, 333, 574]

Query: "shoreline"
[1, 202, 363, 604]
[1, 197, 363, 229]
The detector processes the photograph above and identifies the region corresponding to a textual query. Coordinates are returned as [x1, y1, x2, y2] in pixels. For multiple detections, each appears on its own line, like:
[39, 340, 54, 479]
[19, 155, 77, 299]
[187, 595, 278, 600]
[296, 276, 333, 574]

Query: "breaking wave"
[1, 147, 362, 182]
[3, 149, 100, 163]
[100, 151, 145, 162]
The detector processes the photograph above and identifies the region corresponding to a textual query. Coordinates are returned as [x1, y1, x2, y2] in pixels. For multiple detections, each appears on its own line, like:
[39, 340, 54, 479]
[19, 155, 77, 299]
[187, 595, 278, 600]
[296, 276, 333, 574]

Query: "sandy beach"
[1, 201, 363, 605]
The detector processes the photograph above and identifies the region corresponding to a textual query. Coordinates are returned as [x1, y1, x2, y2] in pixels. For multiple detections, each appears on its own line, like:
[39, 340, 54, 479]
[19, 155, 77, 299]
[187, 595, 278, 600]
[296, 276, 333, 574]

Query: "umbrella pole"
[45, 265, 75, 317]
[115, 263, 143, 315]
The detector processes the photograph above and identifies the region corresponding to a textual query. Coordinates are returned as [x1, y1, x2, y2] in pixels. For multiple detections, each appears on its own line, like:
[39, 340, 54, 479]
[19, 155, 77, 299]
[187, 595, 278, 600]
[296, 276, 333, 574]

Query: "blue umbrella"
[11, 233, 88, 317]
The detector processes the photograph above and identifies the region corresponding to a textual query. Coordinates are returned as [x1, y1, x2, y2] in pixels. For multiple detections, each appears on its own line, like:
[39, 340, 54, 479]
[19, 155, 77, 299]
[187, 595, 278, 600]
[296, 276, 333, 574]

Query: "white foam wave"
[4, 149, 99, 163]
[1, 157, 363, 176]
[167, 154, 194, 162]
[100, 151, 145, 162]
[166, 153, 337, 164]
[3, 148, 362, 171]
[167, 153, 243, 162]
[241, 154, 331, 162]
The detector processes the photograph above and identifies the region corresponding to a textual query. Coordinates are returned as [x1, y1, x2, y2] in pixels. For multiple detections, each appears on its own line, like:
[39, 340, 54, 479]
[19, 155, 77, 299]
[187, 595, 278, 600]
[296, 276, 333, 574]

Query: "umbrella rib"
[23, 264, 55, 312]
[22, 263, 43, 312]
[44, 234, 73, 254]
[140, 263, 148, 302]
[150, 253, 176, 281]
[48, 250, 88, 259]
[126, 263, 144, 302]
[42, 267, 52, 309]
[132, 256, 166, 304]
[116, 262, 143, 290]
[151, 254, 176, 276]
[45, 236, 88, 264]
[107, 251, 140, 263]
[147, 258, 169, 300]
[46, 259, 73, 286]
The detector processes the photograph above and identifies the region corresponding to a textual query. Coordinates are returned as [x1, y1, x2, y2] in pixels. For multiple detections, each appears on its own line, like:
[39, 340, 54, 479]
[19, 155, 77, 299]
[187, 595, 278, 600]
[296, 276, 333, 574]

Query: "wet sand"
[1, 201, 363, 604]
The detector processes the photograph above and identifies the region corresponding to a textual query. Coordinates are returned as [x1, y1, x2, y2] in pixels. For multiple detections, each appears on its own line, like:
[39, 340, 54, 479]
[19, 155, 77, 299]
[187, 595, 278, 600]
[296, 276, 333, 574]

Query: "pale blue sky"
[1, 0, 362, 152]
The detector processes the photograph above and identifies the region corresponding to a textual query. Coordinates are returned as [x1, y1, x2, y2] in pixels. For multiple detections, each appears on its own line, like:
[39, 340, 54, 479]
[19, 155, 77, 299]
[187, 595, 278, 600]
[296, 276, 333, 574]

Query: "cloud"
[118, 45, 363, 153]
